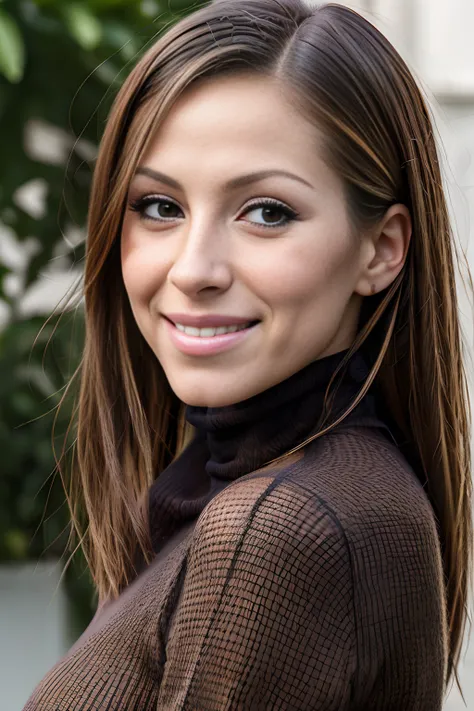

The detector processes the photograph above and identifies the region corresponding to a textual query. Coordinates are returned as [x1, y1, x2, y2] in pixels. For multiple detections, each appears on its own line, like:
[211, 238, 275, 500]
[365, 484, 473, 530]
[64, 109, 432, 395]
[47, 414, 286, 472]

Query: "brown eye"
[240, 199, 299, 229]
[129, 196, 183, 222]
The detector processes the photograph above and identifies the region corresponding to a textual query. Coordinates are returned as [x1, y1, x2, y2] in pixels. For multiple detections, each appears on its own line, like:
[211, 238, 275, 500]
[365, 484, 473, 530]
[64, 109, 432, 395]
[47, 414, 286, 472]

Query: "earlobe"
[354, 278, 378, 297]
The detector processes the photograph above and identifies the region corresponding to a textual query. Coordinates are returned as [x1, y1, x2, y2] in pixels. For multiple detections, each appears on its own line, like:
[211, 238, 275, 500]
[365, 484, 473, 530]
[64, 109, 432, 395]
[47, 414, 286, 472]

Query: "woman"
[24, 0, 472, 709]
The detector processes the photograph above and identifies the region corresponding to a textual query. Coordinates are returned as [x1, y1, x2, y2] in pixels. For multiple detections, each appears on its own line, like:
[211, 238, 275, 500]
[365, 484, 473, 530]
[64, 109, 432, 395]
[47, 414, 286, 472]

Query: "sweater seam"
[274, 476, 359, 704]
[181, 475, 282, 708]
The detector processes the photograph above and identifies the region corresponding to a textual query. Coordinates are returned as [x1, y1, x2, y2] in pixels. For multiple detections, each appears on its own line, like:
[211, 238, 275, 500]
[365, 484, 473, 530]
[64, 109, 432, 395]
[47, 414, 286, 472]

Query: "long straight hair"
[55, 0, 472, 696]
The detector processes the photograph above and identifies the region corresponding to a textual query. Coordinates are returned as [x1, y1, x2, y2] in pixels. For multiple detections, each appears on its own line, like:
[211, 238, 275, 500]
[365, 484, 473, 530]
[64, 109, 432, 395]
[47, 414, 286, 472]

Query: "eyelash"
[128, 194, 300, 230]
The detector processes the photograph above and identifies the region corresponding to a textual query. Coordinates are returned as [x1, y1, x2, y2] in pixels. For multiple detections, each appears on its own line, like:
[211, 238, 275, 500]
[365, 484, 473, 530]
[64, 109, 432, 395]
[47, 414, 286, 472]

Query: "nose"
[166, 225, 233, 297]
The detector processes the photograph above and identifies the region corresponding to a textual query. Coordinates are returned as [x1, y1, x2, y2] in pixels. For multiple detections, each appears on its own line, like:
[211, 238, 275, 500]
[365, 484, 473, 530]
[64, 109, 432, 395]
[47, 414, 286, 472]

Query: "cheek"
[120, 221, 165, 309]
[120, 228, 170, 354]
[250, 230, 358, 314]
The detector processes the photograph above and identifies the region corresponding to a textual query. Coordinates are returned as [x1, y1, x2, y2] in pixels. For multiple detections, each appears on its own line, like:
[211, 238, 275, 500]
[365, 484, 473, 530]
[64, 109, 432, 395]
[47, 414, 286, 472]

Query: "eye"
[128, 195, 183, 222]
[127, 194, 299, 230]
[239, 198, 299, 230]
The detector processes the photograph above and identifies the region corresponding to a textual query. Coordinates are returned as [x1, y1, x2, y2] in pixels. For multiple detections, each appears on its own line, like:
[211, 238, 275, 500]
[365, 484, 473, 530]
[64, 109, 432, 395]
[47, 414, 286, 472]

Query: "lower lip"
[163, 317, 259, 356]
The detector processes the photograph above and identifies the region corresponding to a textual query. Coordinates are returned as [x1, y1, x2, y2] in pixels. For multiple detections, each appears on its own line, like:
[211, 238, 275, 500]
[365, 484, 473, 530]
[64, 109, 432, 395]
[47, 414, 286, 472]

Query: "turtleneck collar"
[147, 347, 394, 554]
[184, 347, 388, 481]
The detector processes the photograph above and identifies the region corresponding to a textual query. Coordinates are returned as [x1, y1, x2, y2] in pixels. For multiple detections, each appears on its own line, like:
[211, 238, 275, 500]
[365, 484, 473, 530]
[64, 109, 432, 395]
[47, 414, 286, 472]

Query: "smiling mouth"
[163, 316, 260, 356]
[169, 319, 260, 337]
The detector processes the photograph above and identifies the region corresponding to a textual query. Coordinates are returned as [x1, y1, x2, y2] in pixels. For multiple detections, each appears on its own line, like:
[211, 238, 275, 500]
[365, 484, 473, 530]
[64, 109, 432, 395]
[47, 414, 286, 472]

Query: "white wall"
[0, 562, 70, 711]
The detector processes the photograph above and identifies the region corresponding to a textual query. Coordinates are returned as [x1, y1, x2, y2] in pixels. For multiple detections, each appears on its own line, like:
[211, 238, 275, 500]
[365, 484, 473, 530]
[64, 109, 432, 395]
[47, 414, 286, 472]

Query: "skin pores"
[121, 74, 375, 407]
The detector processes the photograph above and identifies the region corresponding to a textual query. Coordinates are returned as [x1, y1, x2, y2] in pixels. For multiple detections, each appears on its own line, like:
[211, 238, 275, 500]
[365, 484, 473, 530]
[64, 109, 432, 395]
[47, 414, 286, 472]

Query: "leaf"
[86, 0, 133, 8]
[102, 20, 140, 60]
[0, 10, 25, 83]
[4, 529, 29, 559]
[0, 263, 11, 301]
[63, 3, 102, 51]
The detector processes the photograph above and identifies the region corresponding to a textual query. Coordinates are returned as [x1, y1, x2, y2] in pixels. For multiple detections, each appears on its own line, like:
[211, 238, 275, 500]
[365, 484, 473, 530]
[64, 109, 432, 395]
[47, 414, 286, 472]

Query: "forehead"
[138, 73, 341, 193]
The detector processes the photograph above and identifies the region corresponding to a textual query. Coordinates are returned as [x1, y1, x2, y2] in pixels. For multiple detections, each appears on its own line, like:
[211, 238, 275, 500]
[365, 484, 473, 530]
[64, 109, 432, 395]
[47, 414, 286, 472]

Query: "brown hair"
[55, 0, 472, 697]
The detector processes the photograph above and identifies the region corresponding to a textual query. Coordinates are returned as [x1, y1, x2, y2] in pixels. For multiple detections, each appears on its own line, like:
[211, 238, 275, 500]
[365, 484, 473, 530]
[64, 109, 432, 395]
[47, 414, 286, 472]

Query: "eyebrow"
[134, 166, 315, 191]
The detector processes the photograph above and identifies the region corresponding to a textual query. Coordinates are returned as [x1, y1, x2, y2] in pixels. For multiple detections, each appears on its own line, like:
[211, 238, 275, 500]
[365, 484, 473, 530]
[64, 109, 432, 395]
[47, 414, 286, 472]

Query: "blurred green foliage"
[0, 0, 204, 631]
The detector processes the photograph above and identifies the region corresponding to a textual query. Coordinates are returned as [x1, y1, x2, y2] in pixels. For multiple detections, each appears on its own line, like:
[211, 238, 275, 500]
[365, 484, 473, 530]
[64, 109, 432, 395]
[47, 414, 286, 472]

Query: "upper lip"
[163, 312, 259, 327]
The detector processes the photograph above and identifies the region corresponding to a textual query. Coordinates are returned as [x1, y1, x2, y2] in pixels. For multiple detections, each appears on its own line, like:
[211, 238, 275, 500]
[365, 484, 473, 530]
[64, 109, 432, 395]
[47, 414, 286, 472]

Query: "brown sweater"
[24, 348, 448, 710]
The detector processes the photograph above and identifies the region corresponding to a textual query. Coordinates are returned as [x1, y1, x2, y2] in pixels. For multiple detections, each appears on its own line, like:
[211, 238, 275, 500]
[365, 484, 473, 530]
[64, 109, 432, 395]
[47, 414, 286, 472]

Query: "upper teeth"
[174, 322, 253, 337]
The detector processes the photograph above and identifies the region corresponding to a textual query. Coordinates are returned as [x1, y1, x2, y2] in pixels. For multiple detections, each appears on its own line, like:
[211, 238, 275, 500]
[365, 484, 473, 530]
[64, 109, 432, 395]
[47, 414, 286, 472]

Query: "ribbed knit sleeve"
[156, 467, 447, 710]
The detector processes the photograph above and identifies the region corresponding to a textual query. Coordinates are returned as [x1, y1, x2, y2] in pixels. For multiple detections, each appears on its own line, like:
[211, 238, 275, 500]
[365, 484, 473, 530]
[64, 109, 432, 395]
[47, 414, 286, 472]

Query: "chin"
[179, 390, 241, 408]
[169, 376, 255, 409]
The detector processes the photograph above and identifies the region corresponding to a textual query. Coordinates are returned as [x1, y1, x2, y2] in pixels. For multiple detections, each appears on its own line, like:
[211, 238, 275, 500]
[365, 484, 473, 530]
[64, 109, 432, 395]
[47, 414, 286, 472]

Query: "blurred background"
[0, 0, 472, 709]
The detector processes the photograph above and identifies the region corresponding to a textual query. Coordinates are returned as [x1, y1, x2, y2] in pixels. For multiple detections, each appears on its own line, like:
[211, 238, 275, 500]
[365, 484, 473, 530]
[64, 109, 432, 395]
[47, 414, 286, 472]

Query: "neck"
[147, 347, 393, 554]
[185, 347, 383, 480]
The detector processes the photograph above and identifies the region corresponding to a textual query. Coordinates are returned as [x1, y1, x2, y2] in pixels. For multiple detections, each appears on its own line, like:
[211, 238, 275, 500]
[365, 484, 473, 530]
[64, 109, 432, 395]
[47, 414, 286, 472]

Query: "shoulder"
[192, 426, 442, 584]
[193, 470, 344, 557]
[190, 468, 353, 601]
[199, 425, 438, 541]
[289, 427, 446, 630]
[194, 466, 346, 549]
[293, 425, 441, 546]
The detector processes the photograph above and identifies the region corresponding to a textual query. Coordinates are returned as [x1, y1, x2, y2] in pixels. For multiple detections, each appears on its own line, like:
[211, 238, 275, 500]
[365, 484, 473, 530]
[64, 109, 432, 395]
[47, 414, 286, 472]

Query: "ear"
[354, 203, 412, 297]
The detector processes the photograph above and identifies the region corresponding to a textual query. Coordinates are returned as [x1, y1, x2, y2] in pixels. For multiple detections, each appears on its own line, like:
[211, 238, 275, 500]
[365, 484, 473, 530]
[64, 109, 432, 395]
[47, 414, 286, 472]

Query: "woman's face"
[121, 74, 373, 407]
